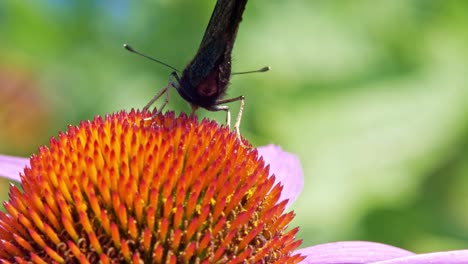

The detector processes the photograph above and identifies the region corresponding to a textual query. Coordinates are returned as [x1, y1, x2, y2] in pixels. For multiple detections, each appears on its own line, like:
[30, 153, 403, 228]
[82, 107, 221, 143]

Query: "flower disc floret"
[0, 110, 303, 263]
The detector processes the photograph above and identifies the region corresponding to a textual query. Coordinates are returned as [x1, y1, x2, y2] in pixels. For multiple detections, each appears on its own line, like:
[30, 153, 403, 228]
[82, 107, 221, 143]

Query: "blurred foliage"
[1, 0, 468, 253]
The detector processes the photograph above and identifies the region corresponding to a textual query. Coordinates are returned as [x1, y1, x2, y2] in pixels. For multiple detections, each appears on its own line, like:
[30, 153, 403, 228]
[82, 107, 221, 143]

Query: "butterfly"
[125, 0, 268, 142]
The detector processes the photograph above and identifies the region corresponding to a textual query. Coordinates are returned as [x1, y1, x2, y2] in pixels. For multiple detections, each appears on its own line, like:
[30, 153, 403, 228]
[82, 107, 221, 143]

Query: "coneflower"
[0, 110, 304, 263]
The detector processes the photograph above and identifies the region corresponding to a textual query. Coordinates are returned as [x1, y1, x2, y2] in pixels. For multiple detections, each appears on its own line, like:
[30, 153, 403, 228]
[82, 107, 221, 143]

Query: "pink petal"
[296, 241, 414, 264]
[371, 250, 468, 264]
[0, 155, 28, 182]
[257, 144, 303, 208]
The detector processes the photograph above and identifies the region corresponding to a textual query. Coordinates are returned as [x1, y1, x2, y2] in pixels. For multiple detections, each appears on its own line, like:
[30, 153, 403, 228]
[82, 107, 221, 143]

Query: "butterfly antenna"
[232, 66, 271, 75]
[123, 44, 180, 73]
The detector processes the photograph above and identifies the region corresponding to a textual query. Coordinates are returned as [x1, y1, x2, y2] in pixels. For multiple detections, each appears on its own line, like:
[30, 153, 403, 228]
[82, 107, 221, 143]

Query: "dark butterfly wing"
[179, 0, 248, 107]
[199, 0, 248, 51]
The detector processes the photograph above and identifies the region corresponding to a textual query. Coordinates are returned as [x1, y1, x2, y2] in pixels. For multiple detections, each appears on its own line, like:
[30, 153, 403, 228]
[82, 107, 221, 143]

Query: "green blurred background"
[1, 0, 468, 253]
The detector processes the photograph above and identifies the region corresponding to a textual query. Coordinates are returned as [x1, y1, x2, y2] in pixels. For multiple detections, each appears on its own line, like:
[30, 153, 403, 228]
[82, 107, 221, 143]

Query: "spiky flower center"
[0, 110, 303, 263]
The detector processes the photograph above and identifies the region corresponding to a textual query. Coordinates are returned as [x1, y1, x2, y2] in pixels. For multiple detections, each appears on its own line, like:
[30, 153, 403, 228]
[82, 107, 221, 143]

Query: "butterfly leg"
[143, 84, 169, 111]
[210, 95, 247, 146]
[143, 71, 180, 113]
[208, 105, 231, 128]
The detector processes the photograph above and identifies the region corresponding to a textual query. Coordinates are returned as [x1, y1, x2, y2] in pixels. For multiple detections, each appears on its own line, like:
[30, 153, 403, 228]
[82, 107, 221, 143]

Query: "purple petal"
[0, 155, 28, 182]
[371, 250, 468, 264]
[296, 241, 414, 264]
[257, 144, 303, 208]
